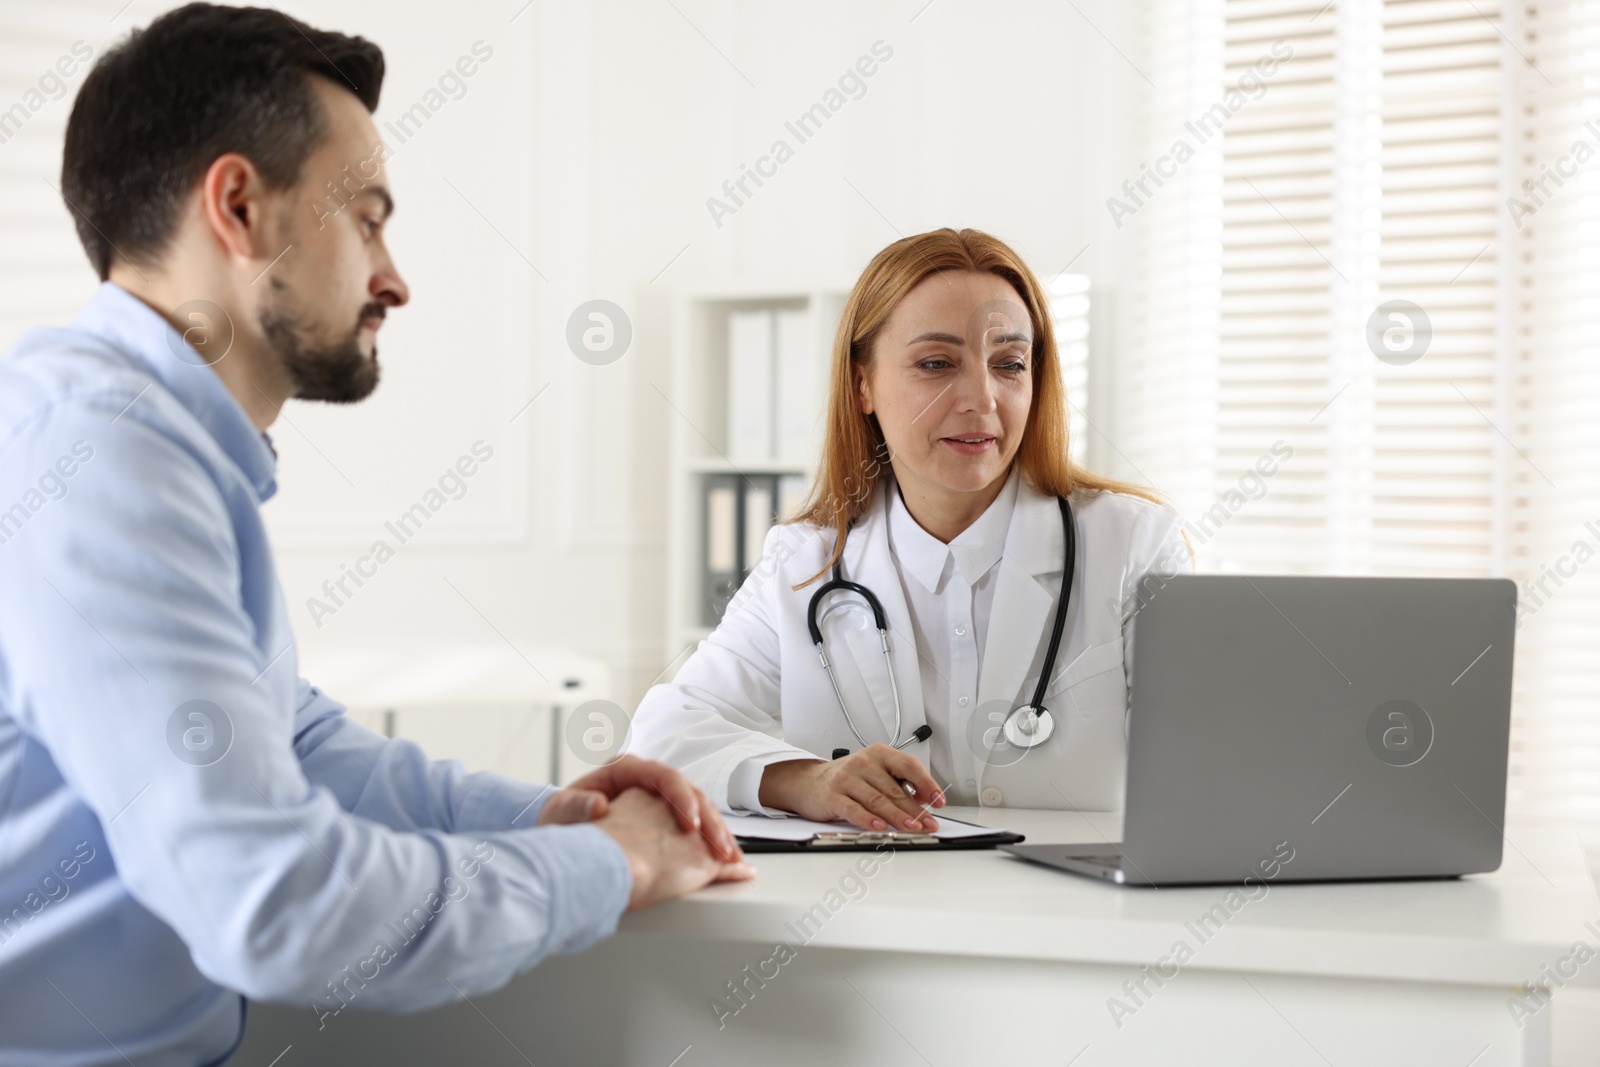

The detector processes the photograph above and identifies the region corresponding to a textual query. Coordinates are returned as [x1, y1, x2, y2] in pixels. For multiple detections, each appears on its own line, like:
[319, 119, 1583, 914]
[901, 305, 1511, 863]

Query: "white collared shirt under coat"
[629, 470, 1192, 813]
[889, 467, 1043, 803]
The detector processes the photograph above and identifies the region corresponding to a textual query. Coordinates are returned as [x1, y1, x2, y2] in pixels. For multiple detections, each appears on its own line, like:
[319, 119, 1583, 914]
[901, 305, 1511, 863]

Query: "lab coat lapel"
[840, 483, 928, 748]
[976, 483, 1061, 713]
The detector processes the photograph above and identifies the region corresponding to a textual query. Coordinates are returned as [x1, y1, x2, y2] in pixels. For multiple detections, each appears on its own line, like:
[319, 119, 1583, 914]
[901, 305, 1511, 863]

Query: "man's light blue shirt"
[0, 283, 632, 1066]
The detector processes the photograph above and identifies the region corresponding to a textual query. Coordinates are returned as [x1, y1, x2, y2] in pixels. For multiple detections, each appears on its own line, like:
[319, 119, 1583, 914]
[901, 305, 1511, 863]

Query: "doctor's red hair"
[791, 226, 1165, 589]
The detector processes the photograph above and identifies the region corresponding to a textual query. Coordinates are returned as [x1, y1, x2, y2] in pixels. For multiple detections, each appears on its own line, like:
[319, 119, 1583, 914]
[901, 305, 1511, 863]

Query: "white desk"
[236, 810, 1600, 1066]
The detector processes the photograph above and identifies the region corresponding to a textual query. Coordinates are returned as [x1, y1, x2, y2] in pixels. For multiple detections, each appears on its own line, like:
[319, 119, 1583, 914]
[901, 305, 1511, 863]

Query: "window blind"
[1206, 0, 1342, 572]
[1049, 272, 1093, 466]
[1502, 0, 1600, 827]
[1126, 1, 1600, 828]
[1128, 0, 1503, 575]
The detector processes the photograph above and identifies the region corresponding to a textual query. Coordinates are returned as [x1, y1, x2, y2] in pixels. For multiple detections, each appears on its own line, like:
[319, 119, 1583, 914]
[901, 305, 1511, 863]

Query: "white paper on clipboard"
[725, 811, 1004, 843]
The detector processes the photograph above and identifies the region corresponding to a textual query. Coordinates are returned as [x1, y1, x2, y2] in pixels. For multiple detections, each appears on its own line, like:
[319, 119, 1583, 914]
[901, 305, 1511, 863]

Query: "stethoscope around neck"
[805, 484, 1078, 760]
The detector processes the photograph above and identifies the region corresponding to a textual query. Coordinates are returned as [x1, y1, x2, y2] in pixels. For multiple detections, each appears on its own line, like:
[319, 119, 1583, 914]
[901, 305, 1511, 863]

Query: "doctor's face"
[857, 270, 1033, 502]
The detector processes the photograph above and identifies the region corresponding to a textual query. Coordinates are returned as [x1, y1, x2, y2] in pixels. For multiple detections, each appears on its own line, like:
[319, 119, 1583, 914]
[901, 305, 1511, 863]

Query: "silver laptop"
[1001, 575, 1516, 887]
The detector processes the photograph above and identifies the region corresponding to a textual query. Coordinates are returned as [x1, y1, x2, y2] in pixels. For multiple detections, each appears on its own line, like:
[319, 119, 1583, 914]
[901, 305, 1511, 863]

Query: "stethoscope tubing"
[806, 479, 1076, 754]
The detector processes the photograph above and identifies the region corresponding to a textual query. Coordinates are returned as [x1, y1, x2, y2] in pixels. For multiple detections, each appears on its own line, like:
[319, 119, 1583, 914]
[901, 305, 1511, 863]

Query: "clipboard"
[738, 829, 1026, 852]
[728, 812, 1025, 853]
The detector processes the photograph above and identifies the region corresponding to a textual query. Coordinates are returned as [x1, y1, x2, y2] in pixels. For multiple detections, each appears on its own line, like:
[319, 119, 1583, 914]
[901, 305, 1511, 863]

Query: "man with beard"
[0, 6, 752, 1066]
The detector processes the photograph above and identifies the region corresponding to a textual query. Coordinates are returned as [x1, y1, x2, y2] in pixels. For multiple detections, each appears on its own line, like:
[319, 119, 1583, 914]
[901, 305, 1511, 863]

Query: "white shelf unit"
[663, 288, 850, 663]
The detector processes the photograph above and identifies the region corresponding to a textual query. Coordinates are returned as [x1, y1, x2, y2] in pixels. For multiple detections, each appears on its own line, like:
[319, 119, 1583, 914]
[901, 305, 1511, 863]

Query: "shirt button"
[981, 787, 1003, 806]
[954, 625, 967, 636]
[957, 696, 969, 707]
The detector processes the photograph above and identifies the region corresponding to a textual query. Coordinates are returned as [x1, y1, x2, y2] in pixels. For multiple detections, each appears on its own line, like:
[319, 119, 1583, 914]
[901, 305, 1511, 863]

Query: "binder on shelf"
[702, 474, 741, 626]
[775, 307, 820, 464]
[777, 474, 809, 525]
[727, 310, 776, 462]
[744, 478, 775, 571]
[701, 473, 790, 627]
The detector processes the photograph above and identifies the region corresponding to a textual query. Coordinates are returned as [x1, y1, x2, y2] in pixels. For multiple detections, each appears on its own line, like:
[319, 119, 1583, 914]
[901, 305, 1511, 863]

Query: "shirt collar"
[73, 282, 278, 501]
[888, 467, 1021, 592]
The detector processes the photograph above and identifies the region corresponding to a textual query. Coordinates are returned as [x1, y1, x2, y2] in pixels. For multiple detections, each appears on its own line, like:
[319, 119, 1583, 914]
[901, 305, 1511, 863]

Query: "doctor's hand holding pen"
[759, 744, 946, 833]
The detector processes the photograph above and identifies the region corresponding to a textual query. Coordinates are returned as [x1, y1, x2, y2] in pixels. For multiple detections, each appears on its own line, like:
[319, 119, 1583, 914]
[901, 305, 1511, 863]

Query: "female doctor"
[630, 227, 1191, 833]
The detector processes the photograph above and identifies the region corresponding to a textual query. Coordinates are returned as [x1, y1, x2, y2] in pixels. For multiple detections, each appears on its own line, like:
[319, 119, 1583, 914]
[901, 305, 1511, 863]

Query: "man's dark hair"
[62, 3, 384, 280]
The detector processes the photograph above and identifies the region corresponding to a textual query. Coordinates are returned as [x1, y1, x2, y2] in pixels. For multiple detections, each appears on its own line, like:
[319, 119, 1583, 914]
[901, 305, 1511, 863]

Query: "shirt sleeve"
[292, 679, 558, 834]
[628, 525, 823, 812]
[0, 401, 630, 1012]
[725, 752, 821, 816]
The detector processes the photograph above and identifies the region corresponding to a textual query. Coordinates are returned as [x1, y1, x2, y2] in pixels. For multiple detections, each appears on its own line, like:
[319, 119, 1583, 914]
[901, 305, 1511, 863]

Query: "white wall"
[1, 0, 1148, 710]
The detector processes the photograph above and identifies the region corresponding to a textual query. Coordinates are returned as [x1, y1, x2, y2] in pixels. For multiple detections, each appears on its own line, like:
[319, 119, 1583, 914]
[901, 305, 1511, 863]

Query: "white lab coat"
[629, 474, 1191, 812]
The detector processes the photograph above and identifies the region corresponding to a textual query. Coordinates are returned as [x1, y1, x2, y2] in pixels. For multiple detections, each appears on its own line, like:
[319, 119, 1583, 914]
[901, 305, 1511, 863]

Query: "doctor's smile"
[940, 434, 997, 454]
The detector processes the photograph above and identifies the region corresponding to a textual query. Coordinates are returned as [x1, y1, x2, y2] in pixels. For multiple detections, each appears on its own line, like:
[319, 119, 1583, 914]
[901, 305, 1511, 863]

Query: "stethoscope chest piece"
[1001, 705, 1055, 749]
